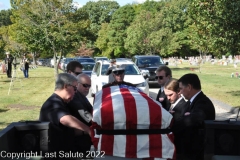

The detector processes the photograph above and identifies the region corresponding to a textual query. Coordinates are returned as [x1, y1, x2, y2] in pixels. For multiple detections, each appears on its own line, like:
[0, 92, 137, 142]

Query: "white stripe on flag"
[111, 86, 127, 130]
[92, 89, 103, 126]
[129, 89, 151, 157]
[161, 134, 175, 158]
[111, 87, 127, 156]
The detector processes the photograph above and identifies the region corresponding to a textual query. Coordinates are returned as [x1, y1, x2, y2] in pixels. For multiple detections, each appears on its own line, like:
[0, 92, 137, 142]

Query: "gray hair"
[55, 73, 77, 90]
[76, 73, 90, 83]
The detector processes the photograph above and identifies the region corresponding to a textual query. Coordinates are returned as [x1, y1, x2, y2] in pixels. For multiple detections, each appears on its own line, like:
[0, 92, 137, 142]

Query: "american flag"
[91, 85, 176, 159]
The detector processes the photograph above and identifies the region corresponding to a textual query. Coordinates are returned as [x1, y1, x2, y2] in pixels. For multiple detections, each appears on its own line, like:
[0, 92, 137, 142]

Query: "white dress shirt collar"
[189, 91, 202, 104]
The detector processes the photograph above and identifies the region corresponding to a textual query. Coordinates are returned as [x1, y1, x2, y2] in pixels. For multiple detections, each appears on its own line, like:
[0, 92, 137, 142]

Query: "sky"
[0, 0, 147, 10]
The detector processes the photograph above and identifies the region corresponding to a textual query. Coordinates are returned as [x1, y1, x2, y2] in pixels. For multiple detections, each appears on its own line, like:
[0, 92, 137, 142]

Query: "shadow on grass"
[226, 90, 240, 97]
[0, 108, 9, 113]
[171, 67, 199, 71]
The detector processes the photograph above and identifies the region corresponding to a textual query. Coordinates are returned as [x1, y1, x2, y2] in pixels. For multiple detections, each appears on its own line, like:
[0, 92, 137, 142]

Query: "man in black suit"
[156, 66, 172, 110]
[173, 73, 215, 160]
[164, 78, 189, 156]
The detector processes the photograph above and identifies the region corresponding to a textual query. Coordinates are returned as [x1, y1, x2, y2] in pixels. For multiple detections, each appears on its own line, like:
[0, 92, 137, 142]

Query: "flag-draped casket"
[91, 85, 176, 159]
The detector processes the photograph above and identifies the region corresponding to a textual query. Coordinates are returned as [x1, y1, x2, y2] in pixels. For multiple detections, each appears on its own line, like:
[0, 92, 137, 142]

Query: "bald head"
[76, 74, 91, 96]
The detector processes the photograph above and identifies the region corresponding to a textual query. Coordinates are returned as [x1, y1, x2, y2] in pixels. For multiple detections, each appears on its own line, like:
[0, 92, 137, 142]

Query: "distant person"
[164, 78, 190, 157]
[21, 54, 30, 78]
[105, 59, 116, 83]
[156, 66, 172, 110]
[39, 73, 90, 157]
[66, 60, 83, 77]
[67, 73, 93, 156]
[102, 65, 135, 88]
[4, 52, 13, 78]
[173, 73, 215, 160]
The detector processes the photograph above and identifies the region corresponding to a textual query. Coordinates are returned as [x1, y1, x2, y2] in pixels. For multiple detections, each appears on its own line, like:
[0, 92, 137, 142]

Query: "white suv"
[91, 59, 149, 95]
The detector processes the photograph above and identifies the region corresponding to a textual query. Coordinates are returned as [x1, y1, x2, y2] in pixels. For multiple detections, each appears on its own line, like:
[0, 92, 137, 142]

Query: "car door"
[91, 62, 100, 94]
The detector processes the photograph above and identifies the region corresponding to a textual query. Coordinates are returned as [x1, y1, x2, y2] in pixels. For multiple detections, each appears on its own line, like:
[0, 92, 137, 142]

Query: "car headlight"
[136, 81, 147, 87]
[140, 69, 150, 77]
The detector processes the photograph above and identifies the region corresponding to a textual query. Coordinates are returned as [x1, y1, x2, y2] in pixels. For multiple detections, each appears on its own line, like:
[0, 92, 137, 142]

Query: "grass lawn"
[0, 61, 239, 131]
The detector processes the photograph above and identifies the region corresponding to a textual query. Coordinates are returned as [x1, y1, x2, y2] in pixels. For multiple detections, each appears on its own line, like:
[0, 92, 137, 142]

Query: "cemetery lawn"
[0, 62, 240, 130]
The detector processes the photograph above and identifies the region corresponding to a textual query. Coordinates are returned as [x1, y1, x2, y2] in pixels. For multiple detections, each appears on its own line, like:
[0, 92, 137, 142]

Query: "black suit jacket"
[171, 98, 189, 122]
[173, 91, 215, 159]
[156, 89, 171, 111]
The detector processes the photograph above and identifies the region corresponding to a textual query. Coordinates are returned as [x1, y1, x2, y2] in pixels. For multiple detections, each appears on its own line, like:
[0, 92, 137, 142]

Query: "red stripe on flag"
[101, 87, 114, 155]
[120, 88, 137, 158]
[139, 92, 163, 157]
[167, 133, 176, 160]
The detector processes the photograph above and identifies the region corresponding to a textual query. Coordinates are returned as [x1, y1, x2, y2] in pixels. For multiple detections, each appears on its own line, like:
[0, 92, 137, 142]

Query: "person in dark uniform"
[173, 73, 215, 160]
[102, 65, 136, 88]
[67, 73, 93, 156]
[39, 73, 90, 159]
[164, 78, 190, 157]
[155, 66, 172, 110]
[4, 52, 13, 78]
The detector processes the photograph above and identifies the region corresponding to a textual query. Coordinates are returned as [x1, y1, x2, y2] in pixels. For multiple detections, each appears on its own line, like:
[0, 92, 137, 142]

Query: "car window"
[138, 57, 163, 66]
[82, 64, 95, 71]
[93, 62, 99, 73]
[122, 64, 141, 75]
[77, 58, 95, 63]
[101, 64, 110, 75]
[96, 58, 108, 61]
[96, 63, 101, 76]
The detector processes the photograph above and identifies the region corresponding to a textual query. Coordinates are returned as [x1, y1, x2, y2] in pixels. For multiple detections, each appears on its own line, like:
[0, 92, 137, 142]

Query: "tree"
[105, 4, 136, 58]
[82, 0, 120, 42]
[188, 0, 240, 56]
[10, 0, 90, 78]
[0, 9, 12, 27]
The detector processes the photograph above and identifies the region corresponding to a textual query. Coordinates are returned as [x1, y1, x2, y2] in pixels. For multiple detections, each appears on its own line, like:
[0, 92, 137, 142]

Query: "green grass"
[170, 62, 240, 108]
[0, 66, 57, 130]
[0, 62, 240, 130]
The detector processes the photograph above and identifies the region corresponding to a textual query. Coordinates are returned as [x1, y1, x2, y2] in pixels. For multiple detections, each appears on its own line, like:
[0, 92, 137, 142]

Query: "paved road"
[87, 87, 239, 121]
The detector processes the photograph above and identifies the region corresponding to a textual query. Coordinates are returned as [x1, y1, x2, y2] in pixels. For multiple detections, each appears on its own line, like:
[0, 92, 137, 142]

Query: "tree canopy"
[1, 0, 239, 64]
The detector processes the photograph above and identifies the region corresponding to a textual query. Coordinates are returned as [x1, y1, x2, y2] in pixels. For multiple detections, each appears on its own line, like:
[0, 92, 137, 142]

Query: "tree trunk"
[31, 52, 37, 65]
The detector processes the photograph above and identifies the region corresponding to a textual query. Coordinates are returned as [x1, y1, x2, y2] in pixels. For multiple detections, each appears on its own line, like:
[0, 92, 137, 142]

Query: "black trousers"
[7, 65, 12, 77]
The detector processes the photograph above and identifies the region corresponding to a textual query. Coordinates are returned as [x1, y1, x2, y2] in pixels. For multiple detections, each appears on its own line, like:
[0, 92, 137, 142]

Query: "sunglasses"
[155, 76, 164, 80]
[113, 70, 125, 75]
[79, 83, 91, 88]
[68, 84, 77, 91]
[74, 72, 82, 76]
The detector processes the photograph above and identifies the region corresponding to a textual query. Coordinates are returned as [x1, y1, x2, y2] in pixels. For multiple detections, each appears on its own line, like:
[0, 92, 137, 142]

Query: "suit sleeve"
[172, 98, 215, 133]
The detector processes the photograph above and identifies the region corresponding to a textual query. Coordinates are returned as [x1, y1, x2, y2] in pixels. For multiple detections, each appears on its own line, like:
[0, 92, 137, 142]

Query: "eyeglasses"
[74, 72, 82, 76]
[113, 70, 125, 75]
[79, 83, 91, 88]
[68, 84, 77, 91]
[155, 76, 164, 80]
